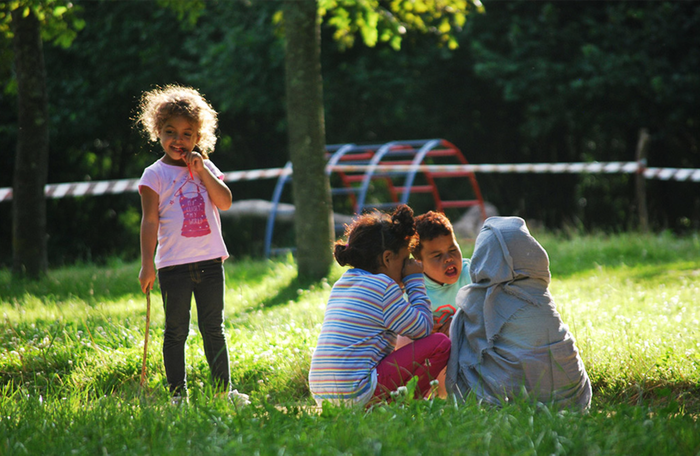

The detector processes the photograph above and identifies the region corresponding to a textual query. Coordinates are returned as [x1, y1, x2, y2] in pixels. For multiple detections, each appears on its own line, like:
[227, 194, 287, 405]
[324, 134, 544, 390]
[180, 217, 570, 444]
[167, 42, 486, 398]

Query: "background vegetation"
[1, 232, 699, 454]
[1, 0, 699, 267]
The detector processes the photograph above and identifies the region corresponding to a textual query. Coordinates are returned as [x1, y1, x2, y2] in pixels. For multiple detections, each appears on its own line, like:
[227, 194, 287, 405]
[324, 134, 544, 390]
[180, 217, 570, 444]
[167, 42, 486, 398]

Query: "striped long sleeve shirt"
[309, 269, 433, 404]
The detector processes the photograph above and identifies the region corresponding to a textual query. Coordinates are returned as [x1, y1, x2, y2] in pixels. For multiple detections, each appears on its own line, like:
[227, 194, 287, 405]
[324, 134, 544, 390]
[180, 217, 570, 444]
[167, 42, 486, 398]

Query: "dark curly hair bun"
[333, 243, 350, 267]
[332, 204, 418, 272]
[390, 205, 416, 240]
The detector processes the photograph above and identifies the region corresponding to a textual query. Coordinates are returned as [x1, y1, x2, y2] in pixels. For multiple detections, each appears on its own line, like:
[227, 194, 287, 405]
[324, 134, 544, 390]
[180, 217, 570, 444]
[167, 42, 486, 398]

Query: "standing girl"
[135, 84, 248, 405]
[309, 205, 451, 406]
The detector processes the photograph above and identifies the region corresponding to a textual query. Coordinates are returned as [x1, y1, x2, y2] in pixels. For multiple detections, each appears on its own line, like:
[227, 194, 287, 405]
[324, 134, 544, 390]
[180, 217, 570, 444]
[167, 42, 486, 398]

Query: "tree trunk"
[282, 0, 334, 280]
[11, 7, 49, 279]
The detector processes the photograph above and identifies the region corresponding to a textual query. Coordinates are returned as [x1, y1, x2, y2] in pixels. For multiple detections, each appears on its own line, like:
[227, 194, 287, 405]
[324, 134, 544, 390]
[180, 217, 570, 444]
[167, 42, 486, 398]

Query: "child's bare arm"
[186, 151, 232, 210]
[197, 166, 232, 210]
[139, 187, 159, 293]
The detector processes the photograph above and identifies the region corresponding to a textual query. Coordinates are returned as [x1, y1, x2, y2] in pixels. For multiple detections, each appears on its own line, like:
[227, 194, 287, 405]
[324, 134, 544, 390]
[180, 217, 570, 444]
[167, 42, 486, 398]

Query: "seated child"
[395, 211, 472, 398]
[446, 216, 592, 409]
[412, 211, 472, 336]
[308, 205, 451, 406]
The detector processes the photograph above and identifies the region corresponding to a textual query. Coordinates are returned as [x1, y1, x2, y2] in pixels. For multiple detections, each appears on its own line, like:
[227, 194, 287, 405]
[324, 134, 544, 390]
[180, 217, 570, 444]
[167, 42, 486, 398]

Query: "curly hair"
[134, 84, 218, 157]
[412, 211, 454, 255]
[333, 204, 417, 272]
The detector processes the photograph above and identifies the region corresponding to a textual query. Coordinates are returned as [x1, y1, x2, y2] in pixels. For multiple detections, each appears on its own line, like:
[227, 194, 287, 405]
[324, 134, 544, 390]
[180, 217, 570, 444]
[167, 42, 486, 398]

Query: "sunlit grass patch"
[225, 275, 331, 404]
[549, 242, 700, 412]
[540, 230, 700, 277]
[0, 232, 698, 454]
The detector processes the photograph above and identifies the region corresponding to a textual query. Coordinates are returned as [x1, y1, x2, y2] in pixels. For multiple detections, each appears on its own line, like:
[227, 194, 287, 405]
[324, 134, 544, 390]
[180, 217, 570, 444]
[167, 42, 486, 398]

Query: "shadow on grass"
[0, 256, 303, 305]
[592, 377, 700, 415]
[0, 261, 141, 304]
[256, 275, 322, 310]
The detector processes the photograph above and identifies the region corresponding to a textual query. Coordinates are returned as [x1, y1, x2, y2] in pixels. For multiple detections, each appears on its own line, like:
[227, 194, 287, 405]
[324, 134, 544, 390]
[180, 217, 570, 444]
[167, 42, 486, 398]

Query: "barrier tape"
[1, 161, 698, 202]
[0, 168, 292, 202]
[328, 162, 644, 174]
[329, 162, 700, 181]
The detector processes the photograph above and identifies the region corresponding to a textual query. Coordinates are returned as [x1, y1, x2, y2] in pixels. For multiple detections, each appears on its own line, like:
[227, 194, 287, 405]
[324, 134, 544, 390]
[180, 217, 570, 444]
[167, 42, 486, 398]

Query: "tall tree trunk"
[282, 0, 334, 280]
[11, 7, 49, 279]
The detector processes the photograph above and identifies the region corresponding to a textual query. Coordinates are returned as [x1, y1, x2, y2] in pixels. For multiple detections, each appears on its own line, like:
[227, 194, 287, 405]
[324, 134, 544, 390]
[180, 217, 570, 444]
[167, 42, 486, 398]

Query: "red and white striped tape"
[327, 162, 644, 174]
[222, 168, 292, 182]
[0, 161, 698, 202]
[327, 162, 700, 182]
[0, 178, 142, 202]
[0, 168, 292, 202]
[643, 167, 700, 181]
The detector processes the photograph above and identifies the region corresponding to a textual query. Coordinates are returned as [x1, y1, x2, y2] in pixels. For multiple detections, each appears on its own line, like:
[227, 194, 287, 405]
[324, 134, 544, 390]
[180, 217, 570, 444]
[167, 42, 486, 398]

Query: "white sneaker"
[222, 389, 250, 407]
[170, 395, 189, 406]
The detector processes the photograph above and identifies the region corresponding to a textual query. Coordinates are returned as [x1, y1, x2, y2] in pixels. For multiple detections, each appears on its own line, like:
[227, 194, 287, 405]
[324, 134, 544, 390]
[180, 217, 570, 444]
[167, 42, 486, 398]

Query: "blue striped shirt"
[309, 269, 433, 404]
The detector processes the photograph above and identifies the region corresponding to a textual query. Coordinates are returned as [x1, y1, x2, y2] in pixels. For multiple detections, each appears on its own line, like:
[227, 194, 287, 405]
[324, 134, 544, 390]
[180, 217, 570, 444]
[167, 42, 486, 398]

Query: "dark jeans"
[157, 258, 230, 395]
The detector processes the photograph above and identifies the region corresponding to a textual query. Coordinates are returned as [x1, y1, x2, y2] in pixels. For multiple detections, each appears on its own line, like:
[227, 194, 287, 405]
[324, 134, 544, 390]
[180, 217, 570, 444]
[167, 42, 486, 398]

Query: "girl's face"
[414, 233, 463, 285]
[378, 246, 411, 285]
[158, 116, 200, 165]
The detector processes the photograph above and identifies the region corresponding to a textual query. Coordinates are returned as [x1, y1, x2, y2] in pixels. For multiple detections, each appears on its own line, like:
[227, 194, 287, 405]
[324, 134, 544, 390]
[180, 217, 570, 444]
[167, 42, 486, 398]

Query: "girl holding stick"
[135, 84, 248, 406]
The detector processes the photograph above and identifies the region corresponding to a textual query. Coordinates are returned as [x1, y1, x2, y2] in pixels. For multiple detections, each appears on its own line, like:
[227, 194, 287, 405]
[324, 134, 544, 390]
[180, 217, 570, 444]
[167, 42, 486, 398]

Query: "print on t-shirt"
[434, 304, 457, 325]
[176, 180, 211, 238]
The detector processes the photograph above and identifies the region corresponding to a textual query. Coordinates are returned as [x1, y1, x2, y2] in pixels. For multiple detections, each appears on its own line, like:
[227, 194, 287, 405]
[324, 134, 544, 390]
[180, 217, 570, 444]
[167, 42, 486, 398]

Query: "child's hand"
[402, 258, 423, 277]
[139, 265, 156, 294]
[182, 148, 205, 176]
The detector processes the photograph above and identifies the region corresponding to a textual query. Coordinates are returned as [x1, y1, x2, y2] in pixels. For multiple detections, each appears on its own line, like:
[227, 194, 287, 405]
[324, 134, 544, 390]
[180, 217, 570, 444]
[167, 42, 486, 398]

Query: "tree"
[2, 1, 83, 278]
[9, 7, 48, 279]
[283, 0, 334, 280]
[281, 0, 483, 280]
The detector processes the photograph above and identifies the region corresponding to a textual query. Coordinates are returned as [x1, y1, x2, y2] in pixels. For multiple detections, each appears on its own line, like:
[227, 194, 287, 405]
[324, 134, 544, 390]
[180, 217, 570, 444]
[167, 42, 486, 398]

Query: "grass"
[1, 232, 699, 455]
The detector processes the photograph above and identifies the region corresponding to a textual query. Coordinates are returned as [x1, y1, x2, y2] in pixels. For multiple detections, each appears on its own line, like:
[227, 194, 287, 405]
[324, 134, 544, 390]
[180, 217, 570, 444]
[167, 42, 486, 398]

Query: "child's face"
[380, 246, 411, 285]
[415, 233, 463, 285]
[158, 116, 200, 164]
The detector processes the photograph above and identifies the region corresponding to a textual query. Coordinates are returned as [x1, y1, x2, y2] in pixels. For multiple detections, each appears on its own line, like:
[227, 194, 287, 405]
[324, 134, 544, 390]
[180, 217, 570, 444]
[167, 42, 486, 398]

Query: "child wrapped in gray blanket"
[446, 216, 592, 409]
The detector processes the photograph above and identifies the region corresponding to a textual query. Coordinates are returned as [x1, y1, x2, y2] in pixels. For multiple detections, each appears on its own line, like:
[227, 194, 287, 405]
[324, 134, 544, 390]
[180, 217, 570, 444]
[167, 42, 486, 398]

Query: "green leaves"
[0, 0, 84, 48]
[156, 0, 206, 28]
[320, 0, 483, 51]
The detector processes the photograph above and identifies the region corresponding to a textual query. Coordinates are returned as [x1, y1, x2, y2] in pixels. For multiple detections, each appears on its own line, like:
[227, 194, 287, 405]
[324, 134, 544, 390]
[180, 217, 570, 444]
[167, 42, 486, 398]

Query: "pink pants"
[373, 333, 451, 401]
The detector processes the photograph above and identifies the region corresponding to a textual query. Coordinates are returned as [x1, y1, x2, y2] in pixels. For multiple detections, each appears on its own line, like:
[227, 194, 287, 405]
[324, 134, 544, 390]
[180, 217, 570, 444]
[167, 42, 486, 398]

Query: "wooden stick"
[140, 289, 151, 387]
[635, 128, 650, 234]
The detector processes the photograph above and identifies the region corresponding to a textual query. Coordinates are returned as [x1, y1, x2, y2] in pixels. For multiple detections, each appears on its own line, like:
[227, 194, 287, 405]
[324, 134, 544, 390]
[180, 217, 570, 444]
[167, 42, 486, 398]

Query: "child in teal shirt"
[396, 211, 471, 398]
[412, 211, 471, 336]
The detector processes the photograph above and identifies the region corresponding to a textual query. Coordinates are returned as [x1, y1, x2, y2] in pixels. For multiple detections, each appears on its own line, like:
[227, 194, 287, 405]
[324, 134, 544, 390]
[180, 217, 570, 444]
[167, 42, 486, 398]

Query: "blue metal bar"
[325, 143, 358, 171]
[264, 161, 294, 258]
[331, 187, 361, 195]
[356, 141, 397, 213]
[264, 139, 464, 257]
[369, 202, 401, 210]
[400, 139, 441, 205]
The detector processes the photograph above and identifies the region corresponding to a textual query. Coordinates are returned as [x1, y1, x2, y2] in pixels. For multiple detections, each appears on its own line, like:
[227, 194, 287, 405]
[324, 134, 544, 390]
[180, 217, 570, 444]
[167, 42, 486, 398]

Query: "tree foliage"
[318, 0, 483, 50]
[0, 0, 698, 268]
[0, 0, 84, 90]
[464, 1, 700, 228]
[0, 1, 84, 43]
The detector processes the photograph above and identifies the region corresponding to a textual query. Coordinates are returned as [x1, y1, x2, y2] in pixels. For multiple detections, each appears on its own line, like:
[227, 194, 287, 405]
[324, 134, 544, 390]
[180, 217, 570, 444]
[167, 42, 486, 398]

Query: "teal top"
[424, 258, 472, 326]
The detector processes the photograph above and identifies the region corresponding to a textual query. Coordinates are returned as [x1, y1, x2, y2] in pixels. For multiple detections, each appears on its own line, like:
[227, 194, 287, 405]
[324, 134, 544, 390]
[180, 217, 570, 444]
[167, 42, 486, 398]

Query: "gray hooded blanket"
[445, 216, 591, 409]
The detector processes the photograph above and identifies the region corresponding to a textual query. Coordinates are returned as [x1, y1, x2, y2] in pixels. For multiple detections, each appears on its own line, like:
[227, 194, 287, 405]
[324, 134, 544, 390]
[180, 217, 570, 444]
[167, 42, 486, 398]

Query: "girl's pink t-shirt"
[138, 159, 229, 269]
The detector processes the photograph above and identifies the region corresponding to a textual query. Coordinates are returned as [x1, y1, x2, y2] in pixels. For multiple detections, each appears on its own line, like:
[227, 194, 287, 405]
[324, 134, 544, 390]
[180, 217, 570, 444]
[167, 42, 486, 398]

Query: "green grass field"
[1, 232, 699, 455]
